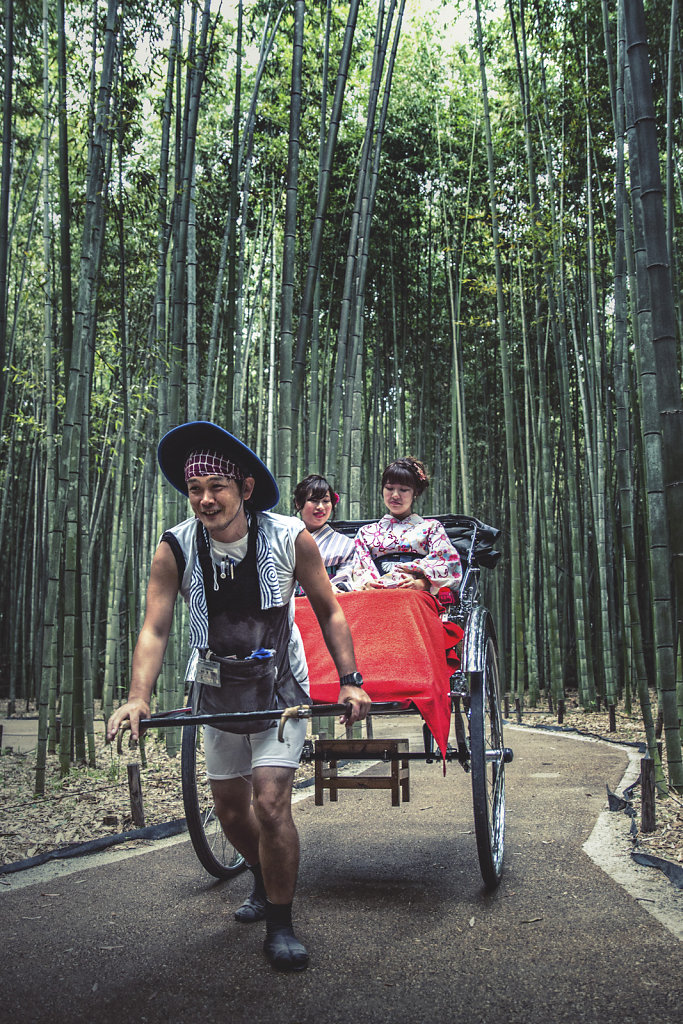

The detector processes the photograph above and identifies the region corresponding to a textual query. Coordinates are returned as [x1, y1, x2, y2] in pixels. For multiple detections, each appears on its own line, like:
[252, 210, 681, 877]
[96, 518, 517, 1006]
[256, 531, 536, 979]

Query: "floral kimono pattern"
[332, 514, 462, 595]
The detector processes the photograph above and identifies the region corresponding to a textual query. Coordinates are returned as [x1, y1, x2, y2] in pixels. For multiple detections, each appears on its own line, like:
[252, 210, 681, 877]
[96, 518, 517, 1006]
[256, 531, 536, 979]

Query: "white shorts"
[202, 718, 308, 780]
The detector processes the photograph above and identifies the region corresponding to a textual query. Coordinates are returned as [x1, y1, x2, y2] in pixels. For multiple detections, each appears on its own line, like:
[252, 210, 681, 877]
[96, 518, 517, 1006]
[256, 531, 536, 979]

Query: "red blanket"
[294, 590, 463, 759]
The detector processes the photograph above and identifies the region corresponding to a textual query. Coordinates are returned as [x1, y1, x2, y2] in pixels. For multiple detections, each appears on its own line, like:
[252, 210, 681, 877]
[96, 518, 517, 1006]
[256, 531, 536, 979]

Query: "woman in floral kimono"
[332, 457, 461, 597]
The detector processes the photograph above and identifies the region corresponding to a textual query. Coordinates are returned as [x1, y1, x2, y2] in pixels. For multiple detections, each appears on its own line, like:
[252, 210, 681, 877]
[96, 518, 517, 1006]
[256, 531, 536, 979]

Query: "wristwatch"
[339, 671, 364, 688]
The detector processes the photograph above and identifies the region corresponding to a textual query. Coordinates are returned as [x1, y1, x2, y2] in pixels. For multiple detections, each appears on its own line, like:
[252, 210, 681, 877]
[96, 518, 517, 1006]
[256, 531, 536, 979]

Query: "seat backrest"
[332, 513, 501, 572]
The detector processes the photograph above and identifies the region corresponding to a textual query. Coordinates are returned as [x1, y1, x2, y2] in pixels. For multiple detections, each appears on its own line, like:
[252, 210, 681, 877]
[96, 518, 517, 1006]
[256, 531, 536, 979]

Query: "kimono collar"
[384, 513, 422, 526]
[309, 522, 334, 541]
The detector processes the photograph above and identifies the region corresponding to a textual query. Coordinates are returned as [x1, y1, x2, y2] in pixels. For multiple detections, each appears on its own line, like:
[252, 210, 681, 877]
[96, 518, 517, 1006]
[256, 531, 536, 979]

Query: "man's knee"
[210, 778, 251, 829]
[214, 796, 246, 832]
[252, 769, 295, 832]
[253, 793, 293, 832]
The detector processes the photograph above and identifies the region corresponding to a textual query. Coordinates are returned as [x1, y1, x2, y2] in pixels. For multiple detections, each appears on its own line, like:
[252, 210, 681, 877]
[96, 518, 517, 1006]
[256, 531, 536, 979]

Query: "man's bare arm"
[106, 542, 180, 741]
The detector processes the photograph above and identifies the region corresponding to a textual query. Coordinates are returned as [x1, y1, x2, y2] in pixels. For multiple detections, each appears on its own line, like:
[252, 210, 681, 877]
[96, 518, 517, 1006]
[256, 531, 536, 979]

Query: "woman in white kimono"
[293, 475, 354, 592]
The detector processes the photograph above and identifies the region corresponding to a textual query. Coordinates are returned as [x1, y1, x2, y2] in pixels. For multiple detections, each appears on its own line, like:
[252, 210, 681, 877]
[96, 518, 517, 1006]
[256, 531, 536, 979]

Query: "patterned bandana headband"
[184, 449, 245, 483]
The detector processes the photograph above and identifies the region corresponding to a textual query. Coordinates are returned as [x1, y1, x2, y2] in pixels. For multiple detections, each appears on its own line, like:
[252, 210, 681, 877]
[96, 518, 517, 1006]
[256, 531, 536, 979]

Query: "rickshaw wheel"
[181, 724, 247, 879]
[469, 631, 505, 889]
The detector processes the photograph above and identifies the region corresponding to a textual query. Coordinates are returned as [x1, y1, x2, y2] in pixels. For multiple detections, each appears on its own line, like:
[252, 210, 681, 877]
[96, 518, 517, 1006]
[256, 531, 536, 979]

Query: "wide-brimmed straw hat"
[157, 421, 280, 511]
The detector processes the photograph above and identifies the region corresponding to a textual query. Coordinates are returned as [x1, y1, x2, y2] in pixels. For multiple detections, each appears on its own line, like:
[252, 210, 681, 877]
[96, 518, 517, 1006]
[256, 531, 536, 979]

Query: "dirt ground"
[1, 695, 681, 871]
[0, 701, 316, 867]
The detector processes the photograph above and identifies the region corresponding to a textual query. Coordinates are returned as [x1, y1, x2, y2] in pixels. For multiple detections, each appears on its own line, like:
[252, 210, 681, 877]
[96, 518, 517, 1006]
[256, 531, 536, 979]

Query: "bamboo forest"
[0, 0, 682, 797]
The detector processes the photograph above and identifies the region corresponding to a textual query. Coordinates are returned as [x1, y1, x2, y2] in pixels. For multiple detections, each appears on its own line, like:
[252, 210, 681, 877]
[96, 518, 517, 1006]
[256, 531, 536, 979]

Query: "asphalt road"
[1, 723, 680, 1024]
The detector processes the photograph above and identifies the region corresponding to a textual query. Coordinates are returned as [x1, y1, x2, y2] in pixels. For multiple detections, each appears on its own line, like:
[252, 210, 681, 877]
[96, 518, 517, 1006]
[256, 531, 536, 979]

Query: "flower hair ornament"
[399, 456, 427, 484]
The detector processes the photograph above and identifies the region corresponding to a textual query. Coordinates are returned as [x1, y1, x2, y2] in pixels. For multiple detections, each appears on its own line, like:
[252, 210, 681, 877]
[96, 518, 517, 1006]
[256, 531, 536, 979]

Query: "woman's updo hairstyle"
[381, 457, 429, 498]
[293, 474, 339, 519]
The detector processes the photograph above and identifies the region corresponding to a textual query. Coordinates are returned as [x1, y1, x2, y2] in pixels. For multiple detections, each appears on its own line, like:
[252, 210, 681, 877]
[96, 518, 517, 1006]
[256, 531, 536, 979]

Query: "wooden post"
[640, 757, 656, 833]
[0, 723, 3, 749]
[557, 699, 565, 724]
[127, 763, 145, 827]
[547, 693, 554, 713]
[345, 720, 362, 739]
[504, 694, 510, 717]
[608, 704, 616, 732]
[318, 715, 334, 741]
[515, 698, 522, 723]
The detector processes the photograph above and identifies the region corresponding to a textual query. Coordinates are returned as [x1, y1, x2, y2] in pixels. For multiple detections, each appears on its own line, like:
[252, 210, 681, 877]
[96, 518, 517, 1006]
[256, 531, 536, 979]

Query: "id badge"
[195, 658, 221, 688]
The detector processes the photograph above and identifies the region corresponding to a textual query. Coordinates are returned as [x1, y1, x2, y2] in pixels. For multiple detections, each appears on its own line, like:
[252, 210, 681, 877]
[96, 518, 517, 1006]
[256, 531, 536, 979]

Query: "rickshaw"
[141, 514, 512, 891]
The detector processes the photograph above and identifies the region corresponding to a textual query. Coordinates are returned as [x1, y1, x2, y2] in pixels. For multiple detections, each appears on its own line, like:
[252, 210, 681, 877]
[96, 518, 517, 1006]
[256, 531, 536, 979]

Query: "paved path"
[1, 722, 680, 1024]
[0, 716, 105, 755]
[0, 718, 41, 754]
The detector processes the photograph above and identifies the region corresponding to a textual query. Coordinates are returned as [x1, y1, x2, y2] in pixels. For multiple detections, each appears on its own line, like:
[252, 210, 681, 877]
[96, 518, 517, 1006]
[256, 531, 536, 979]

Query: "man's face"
[187, 474, 254, 538]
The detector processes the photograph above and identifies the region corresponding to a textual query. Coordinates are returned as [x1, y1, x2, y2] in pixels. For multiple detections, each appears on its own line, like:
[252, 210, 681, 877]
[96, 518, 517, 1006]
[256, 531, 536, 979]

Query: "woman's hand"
[363, 578, 386, 590]
[393, 571, 429, 591]
[360, 572, 428, 592]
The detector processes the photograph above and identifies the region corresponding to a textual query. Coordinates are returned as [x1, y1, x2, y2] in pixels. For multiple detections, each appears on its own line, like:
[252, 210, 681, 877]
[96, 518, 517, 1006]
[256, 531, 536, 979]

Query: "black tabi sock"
[265, 899, 293, 932]
[246, 862, 267, 899]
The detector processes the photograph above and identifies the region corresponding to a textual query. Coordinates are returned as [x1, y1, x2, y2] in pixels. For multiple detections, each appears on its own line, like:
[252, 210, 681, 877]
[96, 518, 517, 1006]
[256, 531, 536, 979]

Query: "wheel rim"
[469, 631, 506, 887]
[483, 640, 505, 875]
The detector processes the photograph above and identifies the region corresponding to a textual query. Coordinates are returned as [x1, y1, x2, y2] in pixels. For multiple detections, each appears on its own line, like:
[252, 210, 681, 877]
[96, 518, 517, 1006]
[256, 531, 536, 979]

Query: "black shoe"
[234, 891, 267, 923]
[263, 926, 309, 972]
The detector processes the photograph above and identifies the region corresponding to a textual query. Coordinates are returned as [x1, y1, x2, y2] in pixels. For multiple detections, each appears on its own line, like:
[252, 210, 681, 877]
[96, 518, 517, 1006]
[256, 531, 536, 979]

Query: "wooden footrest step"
[314, 738, 410, 807]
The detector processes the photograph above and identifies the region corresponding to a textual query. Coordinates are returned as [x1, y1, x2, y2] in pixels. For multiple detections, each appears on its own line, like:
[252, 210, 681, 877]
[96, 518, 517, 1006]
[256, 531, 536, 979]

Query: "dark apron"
[192, 516, 308, 732]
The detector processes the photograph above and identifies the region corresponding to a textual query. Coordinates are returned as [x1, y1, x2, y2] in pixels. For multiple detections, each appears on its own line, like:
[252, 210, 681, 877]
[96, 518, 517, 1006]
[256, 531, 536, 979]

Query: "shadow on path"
[1, 725, 680, 1024]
